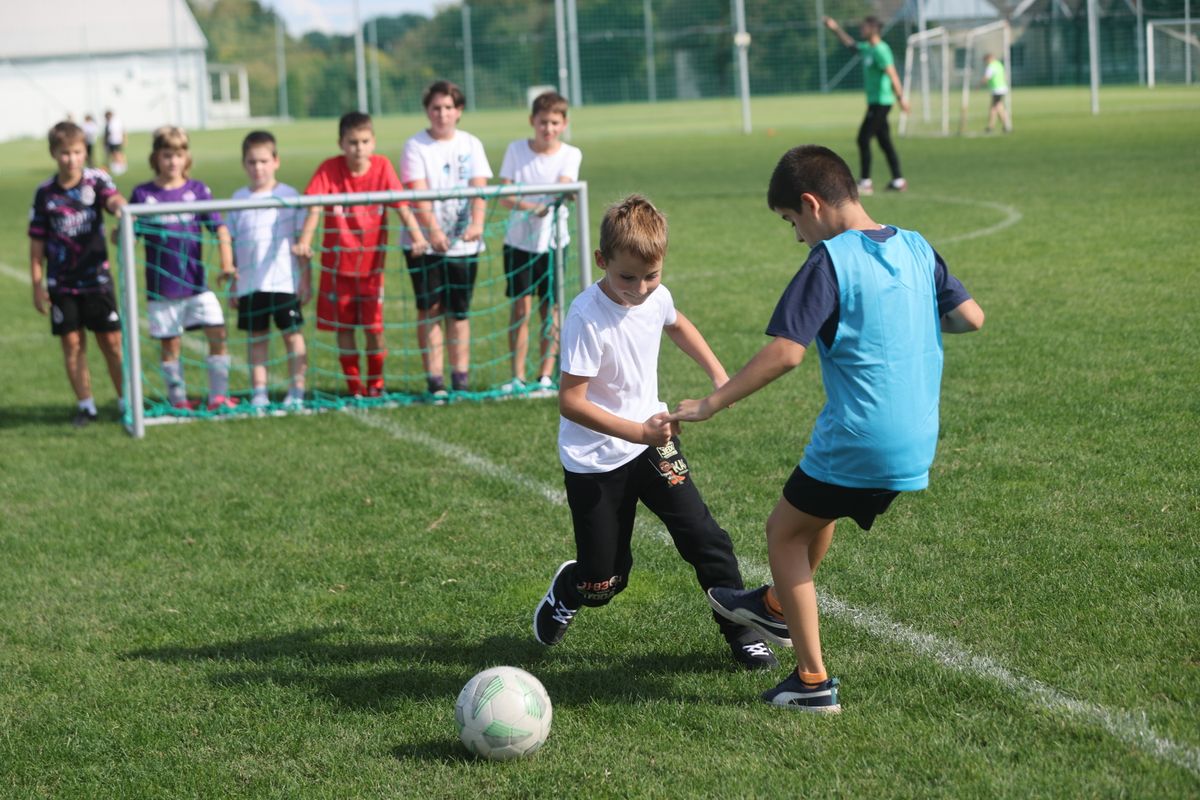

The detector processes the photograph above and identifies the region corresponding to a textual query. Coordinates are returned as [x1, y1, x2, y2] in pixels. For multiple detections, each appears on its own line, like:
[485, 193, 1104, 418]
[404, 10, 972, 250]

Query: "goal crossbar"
[116, 181, 592, 438]
[1147, 19, 1199, 88]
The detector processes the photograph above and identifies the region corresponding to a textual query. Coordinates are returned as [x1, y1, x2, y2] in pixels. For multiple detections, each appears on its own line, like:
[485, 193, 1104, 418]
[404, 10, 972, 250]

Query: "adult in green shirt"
[824, 16, 911, 195]
[981, 53, 1012, 133]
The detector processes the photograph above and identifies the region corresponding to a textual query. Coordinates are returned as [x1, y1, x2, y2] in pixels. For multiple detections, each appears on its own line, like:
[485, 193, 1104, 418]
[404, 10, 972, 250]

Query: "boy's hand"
[533, 203, 552, 218]
[411, 236, 430, 257]
[640, 412, 675, 447]
[217, 268, 237, 292]
[291, 242, 313, 260]
[429, 229, 451, 252]
[462, 220, 485, 243]
[32, 284, 50, 315]
[669, 398, 714, 423]
[823, 16, 838, 30]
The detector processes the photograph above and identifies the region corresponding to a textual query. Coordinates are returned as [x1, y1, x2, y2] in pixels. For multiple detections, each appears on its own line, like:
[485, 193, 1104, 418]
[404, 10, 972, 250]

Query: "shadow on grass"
[0, 404, 100, 431]
[125, 626, 731, 712]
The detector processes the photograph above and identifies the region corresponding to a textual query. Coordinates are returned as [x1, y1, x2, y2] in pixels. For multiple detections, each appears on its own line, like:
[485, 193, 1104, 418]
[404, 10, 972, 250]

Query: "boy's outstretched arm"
[560, 372, 674, 447]
[941, 298, 985, 333]
[664, 310, 728, 390]
[670, 336, 806, 422]
[823, 17, 856, 49]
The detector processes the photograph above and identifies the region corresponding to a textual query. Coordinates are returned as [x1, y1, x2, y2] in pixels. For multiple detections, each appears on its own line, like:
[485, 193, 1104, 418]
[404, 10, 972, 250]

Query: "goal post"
[116, 181, 592, 438]
[900, 21, 1012, 137]
[1147, 19, 1199, 88]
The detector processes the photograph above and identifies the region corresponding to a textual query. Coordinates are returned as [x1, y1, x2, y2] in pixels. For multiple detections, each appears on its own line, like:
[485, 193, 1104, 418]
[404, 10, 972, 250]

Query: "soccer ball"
[454, 666, 552, 760]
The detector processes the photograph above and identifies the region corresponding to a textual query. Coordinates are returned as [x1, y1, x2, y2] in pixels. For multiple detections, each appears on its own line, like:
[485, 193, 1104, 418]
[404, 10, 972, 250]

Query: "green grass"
[1, 87, 1199, 797]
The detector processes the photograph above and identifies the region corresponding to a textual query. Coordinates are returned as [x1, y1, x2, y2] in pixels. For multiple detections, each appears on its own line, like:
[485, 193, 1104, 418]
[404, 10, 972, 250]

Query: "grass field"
[1, 87, 1198, 797]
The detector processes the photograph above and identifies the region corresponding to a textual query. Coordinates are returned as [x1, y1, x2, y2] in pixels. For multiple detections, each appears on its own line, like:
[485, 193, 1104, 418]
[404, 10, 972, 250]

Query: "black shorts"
[50, 289, 121, 336]
[236, 291, 304, 332]
[504, 245, 563, 301]
[782, 467, 900, 531]
[405, 251, 478, 319]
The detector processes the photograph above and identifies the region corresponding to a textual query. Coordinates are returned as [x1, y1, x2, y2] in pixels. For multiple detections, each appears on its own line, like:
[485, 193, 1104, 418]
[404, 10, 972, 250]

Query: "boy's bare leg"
[509, 295, 532, 381]
[765, 497, 837, 678]
[537, 301, 560, 381]
[447, 317, 470, 375]
[282, 330, 307, 391]
[96, 330, 123, 399]
[61, 331, 91, 401]
[248, 334, 270, 390]
[416, 306, 444, 378]
[203, 325, 228, 357]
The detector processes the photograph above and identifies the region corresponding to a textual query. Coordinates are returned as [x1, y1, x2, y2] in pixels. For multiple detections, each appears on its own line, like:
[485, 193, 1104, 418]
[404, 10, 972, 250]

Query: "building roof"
[0, 0, 206, 61]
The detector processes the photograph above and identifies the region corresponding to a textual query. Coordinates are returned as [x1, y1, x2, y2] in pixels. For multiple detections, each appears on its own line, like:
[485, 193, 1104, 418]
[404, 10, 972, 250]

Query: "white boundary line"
[349, 409, 1200, 780]
[925, 194, 1024, 244]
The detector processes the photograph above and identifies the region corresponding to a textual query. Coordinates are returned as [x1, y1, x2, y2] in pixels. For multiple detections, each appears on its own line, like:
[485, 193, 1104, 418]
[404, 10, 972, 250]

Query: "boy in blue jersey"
[669, 145, 984, 712]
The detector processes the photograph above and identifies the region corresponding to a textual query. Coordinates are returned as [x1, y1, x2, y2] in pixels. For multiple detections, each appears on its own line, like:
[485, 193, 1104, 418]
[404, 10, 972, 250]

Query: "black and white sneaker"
[707, 586, 792, 648]
[533, 560, 580, 646]
[762, 671, 841, 713]
[726, 631, 779, 670]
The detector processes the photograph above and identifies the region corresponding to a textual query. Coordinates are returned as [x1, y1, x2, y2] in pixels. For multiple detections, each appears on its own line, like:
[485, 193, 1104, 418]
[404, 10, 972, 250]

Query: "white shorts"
[148, 291, 225, 339]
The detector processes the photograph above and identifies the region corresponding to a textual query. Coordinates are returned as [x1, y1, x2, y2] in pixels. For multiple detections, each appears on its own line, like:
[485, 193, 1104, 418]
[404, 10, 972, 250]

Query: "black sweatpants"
[560, 437, 747, 636]
[857, 103, 903, 182]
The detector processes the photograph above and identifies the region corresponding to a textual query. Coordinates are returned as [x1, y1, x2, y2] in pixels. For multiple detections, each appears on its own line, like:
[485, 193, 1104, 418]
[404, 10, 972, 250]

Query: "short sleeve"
[195, 183, 223, 232]
[380, 157, 408, 208]
[28, 188, 47, 239]
[765, 245, 840, 348]
[499, 142, 518, 181]
[561, 146, 582, 181]
[933, 248, 973, 316]
[877, 43, 895, 69]
[470, 135, 493, 180]
[96, 170, 119, 202]
[400, 139, 425, 185]
[560, 310, 602, 378]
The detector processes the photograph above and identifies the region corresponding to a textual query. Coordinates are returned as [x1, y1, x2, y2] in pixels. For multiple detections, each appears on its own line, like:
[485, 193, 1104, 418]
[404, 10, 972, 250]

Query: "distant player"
[297, 111, 426, 397]
[982, 53, 1012, 133]
[103, 110, 127, 176]
[130, 126, 237, 411]
[228, 130, 310, 409]
[81, 114, 100, 167]
[670, 145, 984, 712]
[532, 194, 779, 672]
[823, 15, 910, 194]
[497, 90, 582, 394]
[27, 121, 126, 426]
[400, 80, 493, 396]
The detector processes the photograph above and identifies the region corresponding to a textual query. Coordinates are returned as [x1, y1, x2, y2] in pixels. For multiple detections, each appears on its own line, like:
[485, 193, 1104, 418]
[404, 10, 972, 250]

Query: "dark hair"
[423, 79, 466, 109]
[48, 121, 85, 154]
[338, 111, 373, 140]
[767, 145, 858, 211]
[531, 91, 569, 118]
[861, 16, 882, 35]
[598, 194, 668, 264]
[241, 130, 277, 158]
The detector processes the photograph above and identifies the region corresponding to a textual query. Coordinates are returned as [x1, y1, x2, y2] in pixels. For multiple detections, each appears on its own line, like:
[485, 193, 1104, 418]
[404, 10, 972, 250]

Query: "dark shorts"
[405, 251, 478, 318]
[504, 245, 562, 301]
[782, 467, 900, 531]
[236, 291, 304, 333]
[991, 93, 1007, 107]
[50, 289, 121, 336]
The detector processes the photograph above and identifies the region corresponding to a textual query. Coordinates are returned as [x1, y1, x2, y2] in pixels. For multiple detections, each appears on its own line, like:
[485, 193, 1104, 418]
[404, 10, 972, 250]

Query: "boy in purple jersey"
[130, 126, 236, 411]
[28, 121, 127, 427]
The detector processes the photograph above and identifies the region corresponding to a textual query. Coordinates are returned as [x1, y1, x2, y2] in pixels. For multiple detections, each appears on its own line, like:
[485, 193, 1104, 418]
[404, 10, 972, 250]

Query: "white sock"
[207, 355, 232, 399]
[161, 361, 186, 405]
[78, 397, 97, 415]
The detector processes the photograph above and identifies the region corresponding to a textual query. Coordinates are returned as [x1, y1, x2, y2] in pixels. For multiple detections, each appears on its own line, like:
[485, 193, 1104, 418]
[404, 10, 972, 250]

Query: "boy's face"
[595, 249, 662, 307]
[243, 144, 279, 189]
[156, 148, 188, 181]
[425, 93, 463, 137]
[531, 111, 567, 146]
[339, 126, 375, 169]
[775, 205, 820, 247]
[53, 140, 87, 181]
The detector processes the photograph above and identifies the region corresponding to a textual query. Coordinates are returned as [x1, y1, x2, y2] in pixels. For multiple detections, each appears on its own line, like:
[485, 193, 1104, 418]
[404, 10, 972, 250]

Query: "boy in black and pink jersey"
[28, 121, 126, 427]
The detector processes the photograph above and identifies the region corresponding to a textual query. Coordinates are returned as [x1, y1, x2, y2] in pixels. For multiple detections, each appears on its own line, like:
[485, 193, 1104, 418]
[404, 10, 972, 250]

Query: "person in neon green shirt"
[981, 53, 1012, 133]
[824, 15, 911, 195]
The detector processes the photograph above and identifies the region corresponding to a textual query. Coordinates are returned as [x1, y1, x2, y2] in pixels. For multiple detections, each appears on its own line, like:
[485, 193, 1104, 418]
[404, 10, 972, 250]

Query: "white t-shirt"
[399, 129, 493, 257]
[558, 281, 677, 473]
[499, 139, 582, 253]
[229, 183, 303, 296]
[104, 116, 124, 146]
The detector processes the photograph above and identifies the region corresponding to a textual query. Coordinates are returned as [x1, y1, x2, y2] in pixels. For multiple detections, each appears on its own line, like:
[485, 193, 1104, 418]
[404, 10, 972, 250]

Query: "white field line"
[351, 410, 1200, 779]
[927, 194, 1023, 244]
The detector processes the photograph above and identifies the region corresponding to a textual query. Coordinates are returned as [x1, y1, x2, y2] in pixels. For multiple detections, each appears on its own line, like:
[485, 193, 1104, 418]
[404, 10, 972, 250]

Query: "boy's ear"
[594, 250, 606, 268]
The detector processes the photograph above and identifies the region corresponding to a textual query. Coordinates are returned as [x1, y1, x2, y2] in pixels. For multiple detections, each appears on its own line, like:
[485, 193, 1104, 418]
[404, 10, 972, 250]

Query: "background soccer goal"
[115, 182, 591, 438]
[900, 21, 1012, 137]
[1147, 18, 1199, 87]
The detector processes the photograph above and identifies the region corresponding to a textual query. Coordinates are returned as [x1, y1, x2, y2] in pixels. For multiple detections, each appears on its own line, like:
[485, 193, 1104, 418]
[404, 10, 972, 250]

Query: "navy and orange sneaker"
[762, 671, 841, 713]
[707, 586, 792, 647]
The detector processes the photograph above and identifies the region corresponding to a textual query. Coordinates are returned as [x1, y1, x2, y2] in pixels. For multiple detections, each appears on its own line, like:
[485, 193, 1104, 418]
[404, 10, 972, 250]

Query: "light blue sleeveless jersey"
[799, 227, 944, 490]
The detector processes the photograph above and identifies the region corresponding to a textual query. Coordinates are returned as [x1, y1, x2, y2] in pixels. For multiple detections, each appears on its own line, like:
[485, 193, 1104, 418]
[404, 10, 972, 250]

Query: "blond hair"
[149, 125, 192, 177]
[598, 194, 668, 264]
[47, 121, 85, 154]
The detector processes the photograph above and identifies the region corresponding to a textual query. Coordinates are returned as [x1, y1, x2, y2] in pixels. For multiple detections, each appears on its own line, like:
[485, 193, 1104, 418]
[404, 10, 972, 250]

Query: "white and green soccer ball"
[454, 666, 552, 760]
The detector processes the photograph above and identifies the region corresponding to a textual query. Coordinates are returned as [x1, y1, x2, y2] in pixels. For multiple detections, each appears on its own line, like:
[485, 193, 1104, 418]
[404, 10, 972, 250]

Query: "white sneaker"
[887, 178, 908, 192]
[500, 378, 525, 393]
[283, 389, 305, 409]
[857, 179, 874, 196]
[250, 391, 270, 409]
[536, 376, 554, 389]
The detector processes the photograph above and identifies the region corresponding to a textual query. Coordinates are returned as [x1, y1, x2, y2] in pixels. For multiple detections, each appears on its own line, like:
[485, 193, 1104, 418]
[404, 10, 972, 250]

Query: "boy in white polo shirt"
[532, 194, 777, 672]
[497, 91, 582, 393]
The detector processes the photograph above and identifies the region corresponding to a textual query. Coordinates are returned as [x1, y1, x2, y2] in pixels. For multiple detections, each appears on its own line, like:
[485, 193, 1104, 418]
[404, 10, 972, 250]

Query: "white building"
[0, 0, 232, 142]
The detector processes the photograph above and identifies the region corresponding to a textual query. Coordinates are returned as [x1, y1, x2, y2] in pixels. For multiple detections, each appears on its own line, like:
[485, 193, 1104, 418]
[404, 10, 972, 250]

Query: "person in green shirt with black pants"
[824, 15, 910, 195]
[982, 53, 1012, 133]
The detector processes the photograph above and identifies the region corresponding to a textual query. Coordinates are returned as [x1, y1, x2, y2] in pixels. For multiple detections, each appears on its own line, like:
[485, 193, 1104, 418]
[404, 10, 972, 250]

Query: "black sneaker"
[726, 631, 779, 670]
[707, 586, 792, 647]
[533, 560, 579, 645]
[72, 409, 99, 428]
[762, 671, 841, 713]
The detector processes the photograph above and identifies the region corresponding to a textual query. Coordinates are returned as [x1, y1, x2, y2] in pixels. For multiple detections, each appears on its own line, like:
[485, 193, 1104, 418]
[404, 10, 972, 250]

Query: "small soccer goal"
[900, 20, 1012, 137]
[114, 181, 591, 438]
[1147, 18, 1199, 87]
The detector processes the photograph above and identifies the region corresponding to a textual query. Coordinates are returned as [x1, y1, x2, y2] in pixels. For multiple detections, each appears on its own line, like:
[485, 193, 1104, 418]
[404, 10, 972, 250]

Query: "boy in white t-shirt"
[400, 80, 493, 396]
[531, 194, 778, 672]
[228, 130, 310, 409]
[497, 91, 581, 394]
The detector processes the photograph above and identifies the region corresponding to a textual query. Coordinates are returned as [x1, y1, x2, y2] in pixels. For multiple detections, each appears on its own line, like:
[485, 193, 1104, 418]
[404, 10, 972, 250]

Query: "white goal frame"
[116, 181, 592, 438]
[1147, 18, 1198, 88]
[900, 20, 1013, 137]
